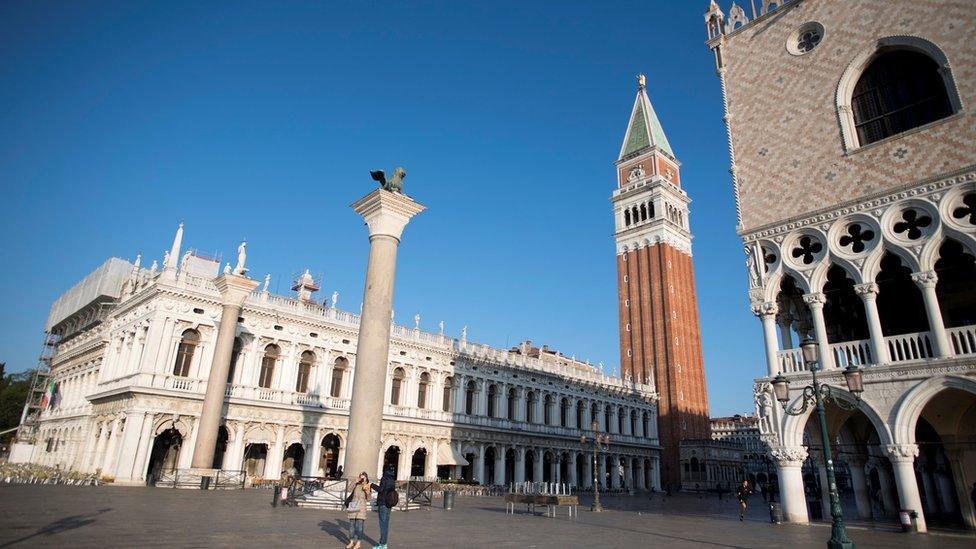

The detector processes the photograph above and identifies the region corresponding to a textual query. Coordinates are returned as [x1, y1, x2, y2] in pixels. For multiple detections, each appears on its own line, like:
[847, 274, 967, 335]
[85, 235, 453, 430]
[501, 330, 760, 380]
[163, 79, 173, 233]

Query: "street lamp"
[771, 337, 863, 549]
[582, 420, 610, 512]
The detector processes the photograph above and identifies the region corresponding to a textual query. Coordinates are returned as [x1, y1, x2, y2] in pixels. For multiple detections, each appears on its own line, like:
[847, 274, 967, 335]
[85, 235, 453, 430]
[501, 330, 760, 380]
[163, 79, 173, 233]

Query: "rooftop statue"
[369, 167, 406, 194]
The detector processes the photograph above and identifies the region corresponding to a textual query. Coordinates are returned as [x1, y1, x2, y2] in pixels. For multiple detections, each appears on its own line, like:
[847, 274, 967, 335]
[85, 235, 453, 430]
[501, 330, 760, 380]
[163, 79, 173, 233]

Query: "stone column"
[802, 293, 833, 368]
[102, 417, 122, 475]
[873, 459, 898, 518]
[884, 444, 927, 532]
[854, 283, 888, 365]
[264, 426, 285, 480]
[344, 189, 425, 479]
[846, 455, 873, 520]
[474, 445, 485, 484]
[495, 448, 506, 486]
[114, 411, 149, 483]
[610, 455, 621, 489]
[425, 440, 438, 480]
[583, 454, 593, 488]
[752, 301, 780, 376]
[533, 451, 544, 483]
[911, 271, 952, 358]
[397, 447, 410, 481]
[227, 426, 247, 472]
[567, 453, 577, 487]
[943, 443, 975, 529]
[597, 454, 607, 489]
[303, 430, 320, 477]
[190, 274, 258, 469]
[515, 448, 526, 483]
[624, 457, 633, 489]
[772, 446, 810, 523]
[777, 313, 794, 350]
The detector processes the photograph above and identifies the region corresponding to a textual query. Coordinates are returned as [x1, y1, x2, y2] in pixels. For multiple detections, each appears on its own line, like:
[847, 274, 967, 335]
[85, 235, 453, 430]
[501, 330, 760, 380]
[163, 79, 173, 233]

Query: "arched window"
[640, 203, 648, 222]
[630, 410, 638, 434]
[227, 337, 242, 383]
[465, 381, 477, 415]
[258, 344, 279, 389]
[624, 209, 631, 226]
[617, 407, 624, 433]
[296, 351, 314, 393]
[507, 388, 517, 420]
[487, 384, 497, 417]
[391, 367, 405, 405]
[560, 398, 569, 427]
[576, 401, 585, 429]
[173, 329, 200, 377]
[417, 372, 430, 409]
[852, 50, 953, 146]
[544, 395, 553, 425]
[527, 391, 537, 423]
[330, 357, 347, 398]
[442, 376, 454, 412]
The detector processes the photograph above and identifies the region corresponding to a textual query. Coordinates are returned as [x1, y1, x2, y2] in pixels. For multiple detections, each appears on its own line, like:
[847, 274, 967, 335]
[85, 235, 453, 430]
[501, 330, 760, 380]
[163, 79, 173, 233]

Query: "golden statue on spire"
[637, 73, 646, 90]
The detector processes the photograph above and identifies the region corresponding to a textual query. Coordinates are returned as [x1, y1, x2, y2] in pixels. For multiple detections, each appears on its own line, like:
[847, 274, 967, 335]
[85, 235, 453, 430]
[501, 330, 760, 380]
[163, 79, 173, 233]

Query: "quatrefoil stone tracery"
[893, 208, 933, 240]
[791, 236, 823, 265]
[838, 223, 875, 253]
[952, 192, 976, 225]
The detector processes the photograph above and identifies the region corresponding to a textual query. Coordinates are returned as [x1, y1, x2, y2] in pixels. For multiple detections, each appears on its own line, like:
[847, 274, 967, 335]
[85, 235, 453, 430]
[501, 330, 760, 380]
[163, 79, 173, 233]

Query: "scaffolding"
[16, 332, 60, 444]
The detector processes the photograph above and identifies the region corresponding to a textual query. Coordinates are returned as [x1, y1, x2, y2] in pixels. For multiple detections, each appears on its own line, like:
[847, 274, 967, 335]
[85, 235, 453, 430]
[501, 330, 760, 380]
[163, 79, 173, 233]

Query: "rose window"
[797, 28, 822, 53]
[838, 223, 875, 253]
[893, 209, 932, 240]
[791, 236, 823, 265]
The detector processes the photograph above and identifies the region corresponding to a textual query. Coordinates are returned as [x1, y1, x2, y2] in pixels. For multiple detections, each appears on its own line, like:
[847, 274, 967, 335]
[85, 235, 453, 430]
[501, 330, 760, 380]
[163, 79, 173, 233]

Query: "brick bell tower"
[613, 74, 710, 488]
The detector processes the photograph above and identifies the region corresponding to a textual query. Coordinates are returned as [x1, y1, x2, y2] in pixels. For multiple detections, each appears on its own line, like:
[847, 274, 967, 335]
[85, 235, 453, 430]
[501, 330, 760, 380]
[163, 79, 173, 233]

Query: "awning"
[437, 444, 469, 466]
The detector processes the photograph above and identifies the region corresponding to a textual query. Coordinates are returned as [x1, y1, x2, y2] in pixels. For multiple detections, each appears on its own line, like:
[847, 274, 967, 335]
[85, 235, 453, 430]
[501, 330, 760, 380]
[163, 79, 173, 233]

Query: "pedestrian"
[736, 479, 751, 521]
[344, 471, 371, 549]
[336, 465, 344, 479]
[371, 466, 397, 549]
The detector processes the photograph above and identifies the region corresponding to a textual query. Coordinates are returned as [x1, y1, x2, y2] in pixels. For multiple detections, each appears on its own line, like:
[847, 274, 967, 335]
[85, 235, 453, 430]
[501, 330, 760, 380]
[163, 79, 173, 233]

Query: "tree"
[0, 366, 34, 443]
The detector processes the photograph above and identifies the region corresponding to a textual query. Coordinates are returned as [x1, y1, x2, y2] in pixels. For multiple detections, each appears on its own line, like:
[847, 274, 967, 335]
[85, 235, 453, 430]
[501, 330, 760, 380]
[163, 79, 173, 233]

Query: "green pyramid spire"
[619, 77, 675, 160]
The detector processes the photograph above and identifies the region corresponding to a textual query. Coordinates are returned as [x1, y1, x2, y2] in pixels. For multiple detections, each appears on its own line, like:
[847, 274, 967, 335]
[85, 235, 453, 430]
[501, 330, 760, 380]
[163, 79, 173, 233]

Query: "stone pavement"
[0, 486, 973, 548]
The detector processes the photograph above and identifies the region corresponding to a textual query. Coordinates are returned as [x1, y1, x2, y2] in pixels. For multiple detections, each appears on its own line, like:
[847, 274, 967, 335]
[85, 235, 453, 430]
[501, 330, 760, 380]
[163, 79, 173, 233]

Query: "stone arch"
[153, 416, 191, 438]
[862, 244, 920, 283]
[810, 259, 863, 292]
[921, 233, 976, 273]
[891, 375, 976, 445]
[835, 35, 963, 152]
[781, 389, 892, 448]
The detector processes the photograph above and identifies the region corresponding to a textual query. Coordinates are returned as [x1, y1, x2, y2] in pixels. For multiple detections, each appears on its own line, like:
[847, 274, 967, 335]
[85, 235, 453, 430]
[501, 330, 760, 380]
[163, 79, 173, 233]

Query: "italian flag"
[40, 379, 57, 410]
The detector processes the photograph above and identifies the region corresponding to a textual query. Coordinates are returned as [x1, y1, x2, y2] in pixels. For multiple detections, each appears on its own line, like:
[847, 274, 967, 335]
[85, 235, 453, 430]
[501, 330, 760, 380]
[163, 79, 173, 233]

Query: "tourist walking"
[371, 466, 397, 549]
[344, 472, 371, 549]
[735, 480, 751, 521]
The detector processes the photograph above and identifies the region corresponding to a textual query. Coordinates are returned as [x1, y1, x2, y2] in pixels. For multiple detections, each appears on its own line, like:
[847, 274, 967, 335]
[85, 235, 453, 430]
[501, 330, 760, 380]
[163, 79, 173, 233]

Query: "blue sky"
[0, 1, 760, 416]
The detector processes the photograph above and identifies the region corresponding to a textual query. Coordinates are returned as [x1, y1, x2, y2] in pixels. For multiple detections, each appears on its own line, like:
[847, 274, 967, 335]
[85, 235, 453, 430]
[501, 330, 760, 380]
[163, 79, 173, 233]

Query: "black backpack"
[384, 488, 399, 508]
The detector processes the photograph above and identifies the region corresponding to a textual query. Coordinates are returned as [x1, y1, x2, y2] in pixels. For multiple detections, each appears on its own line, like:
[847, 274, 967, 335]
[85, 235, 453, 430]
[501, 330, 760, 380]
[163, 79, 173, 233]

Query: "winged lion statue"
[369, 167, 406, 194]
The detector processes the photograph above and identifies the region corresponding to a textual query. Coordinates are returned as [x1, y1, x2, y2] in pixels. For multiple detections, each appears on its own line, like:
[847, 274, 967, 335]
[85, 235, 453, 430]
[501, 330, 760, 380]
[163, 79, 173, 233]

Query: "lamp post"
[771, 337, 864, 549]
[582, 420, 610, 512]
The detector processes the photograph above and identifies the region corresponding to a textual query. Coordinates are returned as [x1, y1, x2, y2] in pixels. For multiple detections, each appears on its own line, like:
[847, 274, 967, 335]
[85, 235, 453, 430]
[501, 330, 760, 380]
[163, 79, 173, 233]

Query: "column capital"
[770, 445, 808, 467]
[214, 274, 260, 307]
[801, 292, 826, 308]
[351, 189, 426, 241]
[750, 300, 778, 318]
[911, 270, 938, 288]
[853, 282, 879, 298]
[883, 444, 919, 463]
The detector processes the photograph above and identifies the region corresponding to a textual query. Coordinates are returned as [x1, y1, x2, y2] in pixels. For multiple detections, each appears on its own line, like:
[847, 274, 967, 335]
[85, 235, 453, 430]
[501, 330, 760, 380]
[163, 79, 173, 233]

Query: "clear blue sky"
[0, 1, 761, 416]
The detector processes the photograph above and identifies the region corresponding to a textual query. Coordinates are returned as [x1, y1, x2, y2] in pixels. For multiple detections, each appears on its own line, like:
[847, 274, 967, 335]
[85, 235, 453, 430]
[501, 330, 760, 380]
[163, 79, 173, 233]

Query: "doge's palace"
[705, 0, 976, 532]
[17, 223, 660, 491]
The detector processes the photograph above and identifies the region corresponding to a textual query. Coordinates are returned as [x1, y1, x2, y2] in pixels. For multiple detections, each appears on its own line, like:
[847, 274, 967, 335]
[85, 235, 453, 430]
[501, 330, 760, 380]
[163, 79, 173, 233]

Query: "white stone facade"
[23, 230, 661, 491]
[706, 0, 976, 533]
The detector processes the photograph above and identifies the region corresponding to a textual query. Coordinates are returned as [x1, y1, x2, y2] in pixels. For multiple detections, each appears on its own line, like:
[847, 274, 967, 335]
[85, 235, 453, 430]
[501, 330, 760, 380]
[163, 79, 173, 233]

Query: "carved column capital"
[750, 300, 778, 318]
[883, 444, 920, 463]
[911, 270, 938, 289]
[770, 445, 808, 467]
[853, 282, 879, 298]
[802, 292, 826, 308]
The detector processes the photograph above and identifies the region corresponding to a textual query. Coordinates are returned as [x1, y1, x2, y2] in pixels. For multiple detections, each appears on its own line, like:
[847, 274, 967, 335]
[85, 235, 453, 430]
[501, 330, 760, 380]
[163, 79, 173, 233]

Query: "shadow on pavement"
[0, 508, 111, 548]
[318, 518, 378, 547]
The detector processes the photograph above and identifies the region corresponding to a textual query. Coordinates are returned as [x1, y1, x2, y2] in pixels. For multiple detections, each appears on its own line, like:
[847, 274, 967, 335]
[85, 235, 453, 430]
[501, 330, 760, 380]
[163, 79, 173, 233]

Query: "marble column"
[854, 283, 889, 365]
[425, 440, 438, 480]
[885, 444, 927, 532]
[802, 293, 833, 368]
[610, 455, 621, 489]
[772, 446, 810, 523]
[846, 456, 873, 520]
[344, 188, 425, 479]
[777, 313, 794, 350]
[114, 411, 149, 483]
[495, 447, 506, 486]
[533, 451, 544, 483]
[567, 453, 577, 487]
[191, 274, 258, 469]
[911, 271, 952, 358]
[752, 301, 780, 376]
[515, 449, 526, 483]
[474, 445, 485, 484]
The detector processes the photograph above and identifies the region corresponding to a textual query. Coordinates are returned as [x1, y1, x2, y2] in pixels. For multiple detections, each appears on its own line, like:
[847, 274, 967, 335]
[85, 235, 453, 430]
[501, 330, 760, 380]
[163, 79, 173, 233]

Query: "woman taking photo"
[345, 471, 371, 549]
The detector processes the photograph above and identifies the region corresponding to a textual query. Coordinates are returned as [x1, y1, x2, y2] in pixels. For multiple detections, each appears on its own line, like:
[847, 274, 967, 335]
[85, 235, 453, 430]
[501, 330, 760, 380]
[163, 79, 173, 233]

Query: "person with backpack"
[371, 466, 397, 549]
[344, 471, 371, 549]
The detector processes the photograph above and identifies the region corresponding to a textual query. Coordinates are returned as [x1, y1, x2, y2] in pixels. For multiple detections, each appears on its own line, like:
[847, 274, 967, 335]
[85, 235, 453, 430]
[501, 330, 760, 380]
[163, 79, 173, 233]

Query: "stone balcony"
[774, 323, 976, 375]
